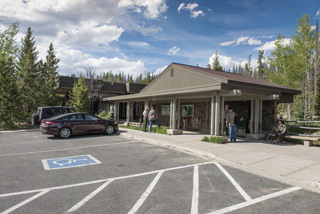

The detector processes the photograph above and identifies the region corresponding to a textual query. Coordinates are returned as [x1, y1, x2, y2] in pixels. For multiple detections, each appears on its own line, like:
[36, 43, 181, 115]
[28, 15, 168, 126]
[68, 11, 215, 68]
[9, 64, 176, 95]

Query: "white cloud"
[316, 9, 320, 17]
[56, 21, 124, 48]
[256, 38, 292, 51]
[154, 65, 168, 75]
[177, 3, 185, 13]
[126, 41, 151, 49]
[208, 53, 246, 70]
[177, 2, 205, 18]
[168, 46, 180, 55]
[247, 37, 262, 45]
[219, 40, 235, 46]
[236, 36, 249, 45]
[311, 25, 316, 30]
[56, 46, 146, 77]
[118, 0, 168, 19]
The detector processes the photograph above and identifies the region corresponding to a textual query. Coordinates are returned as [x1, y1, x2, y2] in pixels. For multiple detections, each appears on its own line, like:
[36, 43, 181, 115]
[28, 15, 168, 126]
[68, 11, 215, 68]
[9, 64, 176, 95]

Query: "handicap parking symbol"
[42, 154, 101, 170]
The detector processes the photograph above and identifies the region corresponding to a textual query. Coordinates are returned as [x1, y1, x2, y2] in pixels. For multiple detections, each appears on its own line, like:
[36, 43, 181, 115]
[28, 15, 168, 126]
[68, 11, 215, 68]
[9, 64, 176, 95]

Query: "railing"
[284, 121, 320, 137]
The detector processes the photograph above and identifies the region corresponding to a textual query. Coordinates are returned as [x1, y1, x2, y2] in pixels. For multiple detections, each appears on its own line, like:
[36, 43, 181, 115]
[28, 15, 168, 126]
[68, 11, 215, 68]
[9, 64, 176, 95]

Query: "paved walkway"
[119, 128, 320, 193]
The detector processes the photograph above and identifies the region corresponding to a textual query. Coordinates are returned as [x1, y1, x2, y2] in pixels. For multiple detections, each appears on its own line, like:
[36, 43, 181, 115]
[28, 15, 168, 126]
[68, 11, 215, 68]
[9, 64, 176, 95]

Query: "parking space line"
[0, 141, 133, 157]
[0, 189, 50, 214]
[128, 170, 164, 214]
[207, 186, 302, 214]
[214, 162, 252, 201]
[191, 165, 199, 214]
[0, 161, 214, 198]
[66, 180, 114, 213]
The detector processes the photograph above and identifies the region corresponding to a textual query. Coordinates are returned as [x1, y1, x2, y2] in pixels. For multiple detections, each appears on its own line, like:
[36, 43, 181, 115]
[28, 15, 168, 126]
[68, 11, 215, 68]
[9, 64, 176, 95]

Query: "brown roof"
[172, 62, 301, 94]
[56, 76, 146, 94]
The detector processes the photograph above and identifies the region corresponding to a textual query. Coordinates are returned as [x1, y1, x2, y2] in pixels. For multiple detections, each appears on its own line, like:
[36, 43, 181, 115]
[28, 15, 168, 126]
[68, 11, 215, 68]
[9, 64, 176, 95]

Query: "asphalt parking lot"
[0, 131, 320, 214]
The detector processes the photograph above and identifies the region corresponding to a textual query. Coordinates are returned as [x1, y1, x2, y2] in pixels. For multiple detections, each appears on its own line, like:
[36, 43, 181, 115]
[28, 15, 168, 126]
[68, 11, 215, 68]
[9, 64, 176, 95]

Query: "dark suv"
[32, 106, 75, 126]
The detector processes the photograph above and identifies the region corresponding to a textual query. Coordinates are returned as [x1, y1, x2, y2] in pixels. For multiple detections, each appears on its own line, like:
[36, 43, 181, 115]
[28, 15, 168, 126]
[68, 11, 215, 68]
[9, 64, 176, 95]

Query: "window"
[85, 114, 99, 121]
[170, 68, 174, 77]
[70, 114, 84, 120]
[46, 109, 55, 118]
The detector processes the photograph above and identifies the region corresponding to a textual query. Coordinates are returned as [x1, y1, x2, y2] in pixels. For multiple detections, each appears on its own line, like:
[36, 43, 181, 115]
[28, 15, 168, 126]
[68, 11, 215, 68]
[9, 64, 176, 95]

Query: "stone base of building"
[246, 133, 265, 140]
[166, 129, 183, 135]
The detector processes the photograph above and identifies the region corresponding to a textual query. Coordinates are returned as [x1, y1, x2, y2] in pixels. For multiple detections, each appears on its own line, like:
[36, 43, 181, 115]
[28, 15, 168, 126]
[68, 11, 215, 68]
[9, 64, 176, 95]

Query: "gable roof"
[105, 62, 301, 101]
[170, 63, 301, 93]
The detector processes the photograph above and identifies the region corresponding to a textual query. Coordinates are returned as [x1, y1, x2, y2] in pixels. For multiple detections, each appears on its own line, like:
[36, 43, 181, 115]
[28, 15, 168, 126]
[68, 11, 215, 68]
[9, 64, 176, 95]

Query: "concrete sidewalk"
[119, 128, 320, 193]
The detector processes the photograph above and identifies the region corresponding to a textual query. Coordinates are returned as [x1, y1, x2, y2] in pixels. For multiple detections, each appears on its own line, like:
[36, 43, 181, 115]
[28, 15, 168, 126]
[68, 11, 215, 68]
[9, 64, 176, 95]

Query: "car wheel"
[105, 125, 115, 135]
[59, 127, 72, 139]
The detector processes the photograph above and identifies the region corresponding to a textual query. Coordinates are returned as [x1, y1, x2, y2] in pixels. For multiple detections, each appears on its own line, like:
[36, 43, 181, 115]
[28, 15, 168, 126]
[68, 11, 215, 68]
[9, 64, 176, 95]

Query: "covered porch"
[104, 63, 300, 139]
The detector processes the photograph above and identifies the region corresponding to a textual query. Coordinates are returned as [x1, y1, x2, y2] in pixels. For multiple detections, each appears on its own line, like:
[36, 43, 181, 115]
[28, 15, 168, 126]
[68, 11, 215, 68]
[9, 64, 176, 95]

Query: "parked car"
[32, 106, 75, 126]
[40, 112, 118, 138]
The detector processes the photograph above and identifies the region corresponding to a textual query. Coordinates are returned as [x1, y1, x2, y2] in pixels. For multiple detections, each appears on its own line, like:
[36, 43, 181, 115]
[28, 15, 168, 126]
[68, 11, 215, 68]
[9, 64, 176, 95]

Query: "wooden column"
[214, 92, 220, 136]
[250, 99, 254, 134]
[126, 102, 130, 122]
[254, 96, 259, 133]
[259, 100, 263, 133]
[172, 98, 177, 129]
[113, 102, 117, 122]
[210, 95, 215, 135]
[177, 99, 181, 129]
[220, 96, 225, 136]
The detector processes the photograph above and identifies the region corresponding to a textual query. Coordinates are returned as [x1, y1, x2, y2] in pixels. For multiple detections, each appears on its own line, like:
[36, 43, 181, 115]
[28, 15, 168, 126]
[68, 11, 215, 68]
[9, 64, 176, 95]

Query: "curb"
[0, 128, 39, 134]
[119, 132, 217, 161]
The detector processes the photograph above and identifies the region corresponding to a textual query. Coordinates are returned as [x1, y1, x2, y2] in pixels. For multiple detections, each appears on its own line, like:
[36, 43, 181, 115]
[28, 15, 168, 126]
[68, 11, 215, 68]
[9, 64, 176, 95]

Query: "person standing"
[148, 106, 160, 133]
[226, 109, 237, 142]
[182, 107, 188, 130]
[142, 107, 149, 132]
[224, 104, 229, 136]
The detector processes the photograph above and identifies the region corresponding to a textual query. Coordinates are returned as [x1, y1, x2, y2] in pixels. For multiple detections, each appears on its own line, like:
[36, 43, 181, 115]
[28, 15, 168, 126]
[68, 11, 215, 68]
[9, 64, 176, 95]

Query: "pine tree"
[314, 76, 320, 117]
[256, 50, 265, 80]
[212, 50, 223, 71]
[243, 54, 252, 76]
[41, 43, 60, 106]
[0, 57, 21, 127]
[68, 77, 90, 112]
[16, 27, 41, 120]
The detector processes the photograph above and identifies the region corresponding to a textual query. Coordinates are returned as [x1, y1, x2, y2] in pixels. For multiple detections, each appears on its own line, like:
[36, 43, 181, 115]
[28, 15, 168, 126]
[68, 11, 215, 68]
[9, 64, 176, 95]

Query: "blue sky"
[0, 0, 319, 78]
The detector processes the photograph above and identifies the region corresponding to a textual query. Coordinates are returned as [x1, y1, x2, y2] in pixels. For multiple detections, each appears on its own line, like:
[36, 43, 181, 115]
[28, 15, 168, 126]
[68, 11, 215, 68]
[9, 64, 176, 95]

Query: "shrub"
[202, 136, 223, 144]
[96, 110, 113, 120]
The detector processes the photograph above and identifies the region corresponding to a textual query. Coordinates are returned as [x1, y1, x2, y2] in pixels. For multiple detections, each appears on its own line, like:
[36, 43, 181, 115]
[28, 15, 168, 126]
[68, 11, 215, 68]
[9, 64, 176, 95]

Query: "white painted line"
[214, 162, 252, 201]
[66, 180, 113, 213]
[191, 165, 199, 214]
[0, 189, 50, 214]
[207, 186, 302, 214]
[128, 171, 164, 214]
[0, 161, 215, 198]
[0, 141, 132, 157]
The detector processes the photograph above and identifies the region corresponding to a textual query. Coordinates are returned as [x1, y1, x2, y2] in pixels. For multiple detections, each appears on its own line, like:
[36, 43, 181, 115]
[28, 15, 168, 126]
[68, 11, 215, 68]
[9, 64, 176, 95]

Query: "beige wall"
[142, 65, 222, 94]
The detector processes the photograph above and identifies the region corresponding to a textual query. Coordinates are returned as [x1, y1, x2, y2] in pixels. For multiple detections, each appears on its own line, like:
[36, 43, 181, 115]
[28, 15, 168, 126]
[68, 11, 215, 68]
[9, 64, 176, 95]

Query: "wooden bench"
[267, 133, 319, 147]
[284, 135, 320, 147]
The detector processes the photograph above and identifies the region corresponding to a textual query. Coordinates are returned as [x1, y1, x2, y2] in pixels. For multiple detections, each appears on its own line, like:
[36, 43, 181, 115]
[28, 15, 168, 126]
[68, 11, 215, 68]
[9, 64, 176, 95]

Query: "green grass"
[119, 125, 168, 134]
[202, 136, 223, 144]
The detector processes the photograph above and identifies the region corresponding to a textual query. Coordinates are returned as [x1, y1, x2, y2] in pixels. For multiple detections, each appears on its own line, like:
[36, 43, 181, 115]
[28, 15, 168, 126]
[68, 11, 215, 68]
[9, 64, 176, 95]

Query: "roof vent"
[170, 68, 174, 77]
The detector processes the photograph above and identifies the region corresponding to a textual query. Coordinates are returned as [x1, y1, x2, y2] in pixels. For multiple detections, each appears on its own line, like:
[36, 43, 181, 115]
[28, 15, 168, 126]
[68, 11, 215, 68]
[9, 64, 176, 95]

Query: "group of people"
[142, 106, 160, 133]
[142, 106, 189, 133]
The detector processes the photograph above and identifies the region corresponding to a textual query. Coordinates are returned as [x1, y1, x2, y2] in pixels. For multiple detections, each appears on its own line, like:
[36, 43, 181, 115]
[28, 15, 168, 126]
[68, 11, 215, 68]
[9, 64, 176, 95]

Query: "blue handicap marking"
[42, 154, 101, 170]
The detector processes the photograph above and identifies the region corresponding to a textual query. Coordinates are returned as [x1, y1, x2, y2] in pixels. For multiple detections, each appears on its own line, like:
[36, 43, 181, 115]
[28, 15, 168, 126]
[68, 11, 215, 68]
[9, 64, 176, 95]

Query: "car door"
[84, 114, 105, 133]
[69, 114, 87, 135]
